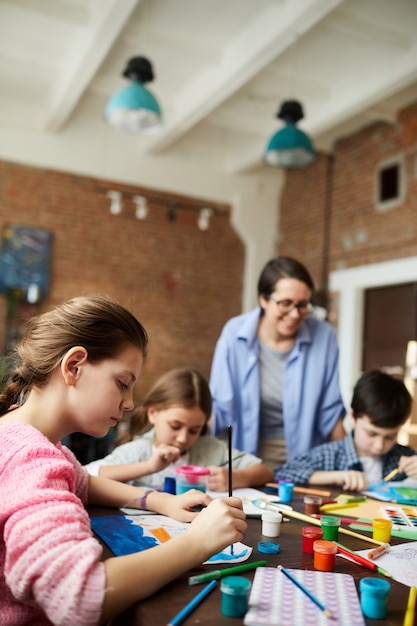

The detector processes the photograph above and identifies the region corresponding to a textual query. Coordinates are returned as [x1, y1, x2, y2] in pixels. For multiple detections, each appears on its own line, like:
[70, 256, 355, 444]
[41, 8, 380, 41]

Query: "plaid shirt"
[274, 431, 416, 485]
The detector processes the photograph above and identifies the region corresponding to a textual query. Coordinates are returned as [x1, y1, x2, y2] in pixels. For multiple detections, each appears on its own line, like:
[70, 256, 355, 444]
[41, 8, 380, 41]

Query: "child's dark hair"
[351, 370, 412, 428]
[0, 295, 148, 415]
[119, 367, 212, 444]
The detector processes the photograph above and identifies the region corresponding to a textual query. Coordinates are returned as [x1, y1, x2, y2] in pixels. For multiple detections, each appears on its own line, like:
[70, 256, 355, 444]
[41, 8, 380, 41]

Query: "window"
[375, 155, 405, 212]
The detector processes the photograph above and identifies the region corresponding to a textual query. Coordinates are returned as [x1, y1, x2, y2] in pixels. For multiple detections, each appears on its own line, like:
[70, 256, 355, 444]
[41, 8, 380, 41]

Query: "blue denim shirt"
[210, 307, 345, 459]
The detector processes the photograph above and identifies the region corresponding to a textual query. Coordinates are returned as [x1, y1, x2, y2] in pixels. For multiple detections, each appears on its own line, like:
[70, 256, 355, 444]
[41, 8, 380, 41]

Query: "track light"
[133, 196, 148, 220]
[197, 208, 213, 231]
[107, 190, 123, 215]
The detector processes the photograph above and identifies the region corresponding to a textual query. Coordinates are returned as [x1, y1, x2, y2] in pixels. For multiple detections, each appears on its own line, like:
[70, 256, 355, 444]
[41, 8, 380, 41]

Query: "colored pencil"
[188, 560, 267, 585]
[335, 542, 378, 572]
[312, 514, 373, 527]
[265, 483, 331, 498]
[334, 541, 392, 578]
[278, 565, 333, 619]
[312, 514, 404, 532]
[228, 424, 234, 555]
[320, 501, 360, 512]
[167, 580, 217, 626]
[403, 586, 416, 626]
[383, 467, 399, 482]
[252, 500, 384, 545]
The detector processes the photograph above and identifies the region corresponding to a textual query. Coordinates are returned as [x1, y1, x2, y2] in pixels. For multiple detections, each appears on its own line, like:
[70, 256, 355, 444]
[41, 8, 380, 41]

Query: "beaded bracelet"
[140, 489, 155, 511]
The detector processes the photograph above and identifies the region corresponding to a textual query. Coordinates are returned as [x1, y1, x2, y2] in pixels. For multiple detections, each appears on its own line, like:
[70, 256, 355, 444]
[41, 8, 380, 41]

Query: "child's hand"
[340, 470, 368, 491]
[147, 444, 182, 472]
[186, 497, 247, 560]
[207, 466, 228, 491]
[398, 455, 417, 479]
[151, 489, 213, 523]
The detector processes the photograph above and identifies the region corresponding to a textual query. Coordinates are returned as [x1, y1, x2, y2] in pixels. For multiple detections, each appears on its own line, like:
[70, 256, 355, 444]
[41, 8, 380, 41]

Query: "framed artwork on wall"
[0, 223, 53, 302]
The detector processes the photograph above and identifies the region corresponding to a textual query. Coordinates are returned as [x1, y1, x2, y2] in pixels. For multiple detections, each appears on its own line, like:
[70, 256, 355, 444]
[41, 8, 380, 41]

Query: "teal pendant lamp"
[264, 100, 315, 168]
[105, 56, 163, 134]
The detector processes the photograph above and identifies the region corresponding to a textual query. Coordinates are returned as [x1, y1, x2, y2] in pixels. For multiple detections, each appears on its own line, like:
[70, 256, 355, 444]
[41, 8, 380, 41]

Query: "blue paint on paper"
[91, 516, 157, 556]
[206, 547, 249, 563]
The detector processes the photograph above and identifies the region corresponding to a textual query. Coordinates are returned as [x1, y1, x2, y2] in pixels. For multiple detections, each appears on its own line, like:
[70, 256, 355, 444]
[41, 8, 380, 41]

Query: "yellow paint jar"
[372, 518, 392, 543]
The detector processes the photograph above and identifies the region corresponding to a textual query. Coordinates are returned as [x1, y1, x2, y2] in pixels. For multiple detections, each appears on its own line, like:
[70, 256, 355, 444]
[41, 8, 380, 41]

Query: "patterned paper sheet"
[244, 567, 365, 626]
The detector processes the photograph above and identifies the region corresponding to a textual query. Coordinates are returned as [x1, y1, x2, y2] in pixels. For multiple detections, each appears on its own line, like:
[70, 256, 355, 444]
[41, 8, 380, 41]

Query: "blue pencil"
[167, 580, 217, 626]
[278, 566, 333, 619]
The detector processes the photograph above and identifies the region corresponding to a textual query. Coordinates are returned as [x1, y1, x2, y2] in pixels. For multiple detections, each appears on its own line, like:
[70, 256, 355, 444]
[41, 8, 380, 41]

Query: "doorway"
[362, 282, 417, 372]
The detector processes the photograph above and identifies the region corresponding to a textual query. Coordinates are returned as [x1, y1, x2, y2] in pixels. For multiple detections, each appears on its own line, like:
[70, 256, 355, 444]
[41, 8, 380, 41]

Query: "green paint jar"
[320, 515, 340, 541]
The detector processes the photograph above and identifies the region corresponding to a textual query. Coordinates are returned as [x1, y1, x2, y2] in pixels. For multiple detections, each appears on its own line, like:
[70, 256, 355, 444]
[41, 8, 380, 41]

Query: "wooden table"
[89, 490, 413, 626]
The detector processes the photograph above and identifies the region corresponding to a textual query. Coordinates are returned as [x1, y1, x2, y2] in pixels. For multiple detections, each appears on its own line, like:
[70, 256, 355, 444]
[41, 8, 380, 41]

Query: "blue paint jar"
[359, 578, 391, 619]
[220, 576, 251, 618]
[278, 479, 294, 503]
[163, 476, 176, 494]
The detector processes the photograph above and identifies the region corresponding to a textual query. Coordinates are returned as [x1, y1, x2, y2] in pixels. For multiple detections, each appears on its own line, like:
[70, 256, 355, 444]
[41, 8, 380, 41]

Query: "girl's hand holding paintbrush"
[187, 497, 247, 558]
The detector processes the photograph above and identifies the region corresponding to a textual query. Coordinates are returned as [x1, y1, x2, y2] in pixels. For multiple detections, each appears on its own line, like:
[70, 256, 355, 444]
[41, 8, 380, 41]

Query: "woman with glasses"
[209, 256, 346, 468]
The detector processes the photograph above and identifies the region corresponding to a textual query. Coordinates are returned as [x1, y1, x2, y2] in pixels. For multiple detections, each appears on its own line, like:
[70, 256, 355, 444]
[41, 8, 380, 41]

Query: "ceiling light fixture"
[104, 56, 163, 134]
[264, 100, 316, 169]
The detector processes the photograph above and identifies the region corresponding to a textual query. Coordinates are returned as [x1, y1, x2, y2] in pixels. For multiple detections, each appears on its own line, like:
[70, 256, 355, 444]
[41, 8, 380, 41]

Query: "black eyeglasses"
[265, 295, 312, 315]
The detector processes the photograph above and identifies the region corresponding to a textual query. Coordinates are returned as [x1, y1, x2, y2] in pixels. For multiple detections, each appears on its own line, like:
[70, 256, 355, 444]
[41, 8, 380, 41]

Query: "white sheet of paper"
[355, 541, 417, 587]
[125, 513, 252, 564]
[207, 487, 291, 517]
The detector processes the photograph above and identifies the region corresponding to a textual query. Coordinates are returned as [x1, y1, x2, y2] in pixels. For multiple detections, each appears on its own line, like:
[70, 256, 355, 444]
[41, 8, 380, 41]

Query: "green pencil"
[188, 560, 267, 585]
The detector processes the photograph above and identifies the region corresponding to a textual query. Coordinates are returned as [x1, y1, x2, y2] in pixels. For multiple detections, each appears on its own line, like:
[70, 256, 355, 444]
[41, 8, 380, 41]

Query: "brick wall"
[278, 101, 417, 297]
[0, 163, 244, 401]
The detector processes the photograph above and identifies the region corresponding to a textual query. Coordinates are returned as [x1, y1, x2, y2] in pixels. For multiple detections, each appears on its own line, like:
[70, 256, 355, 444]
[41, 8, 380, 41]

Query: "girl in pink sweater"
[0, 295, 246, 626]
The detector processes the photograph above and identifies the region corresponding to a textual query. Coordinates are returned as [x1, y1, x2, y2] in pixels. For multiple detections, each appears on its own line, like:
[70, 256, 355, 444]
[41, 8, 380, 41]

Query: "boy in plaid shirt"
[274, 370, 417, 491]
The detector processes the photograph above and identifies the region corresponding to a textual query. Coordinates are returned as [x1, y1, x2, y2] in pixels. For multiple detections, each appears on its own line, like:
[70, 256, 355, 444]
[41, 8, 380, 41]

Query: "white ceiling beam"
[40, 0, 140, 132]
[310, 45, 417, 136]
[145, 0, 345, 155]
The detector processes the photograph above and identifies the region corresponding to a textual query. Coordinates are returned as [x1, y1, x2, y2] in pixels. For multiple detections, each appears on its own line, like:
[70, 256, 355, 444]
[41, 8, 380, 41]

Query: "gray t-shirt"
[258, 339, 291, 440]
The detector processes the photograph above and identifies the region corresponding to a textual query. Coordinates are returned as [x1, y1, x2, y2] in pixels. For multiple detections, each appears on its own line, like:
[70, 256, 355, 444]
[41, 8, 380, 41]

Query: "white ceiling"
[1, 0, 417, 178]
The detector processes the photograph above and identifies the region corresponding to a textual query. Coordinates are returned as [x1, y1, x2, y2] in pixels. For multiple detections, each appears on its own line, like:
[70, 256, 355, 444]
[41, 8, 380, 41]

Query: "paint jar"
[301, 526, 324, 554]
[175, 465, 210, 494]
[261, 511, 282, 537]
[278, 479, 294, 503]
[304, 495, 322, 515]
[220, 576, 251, 618]
[372, 518, 392, 543]
[163, 476, 176, 494]
[320, 515, 340, 541]
[359, 578, 391, 619]
[313, 539, 337, 572]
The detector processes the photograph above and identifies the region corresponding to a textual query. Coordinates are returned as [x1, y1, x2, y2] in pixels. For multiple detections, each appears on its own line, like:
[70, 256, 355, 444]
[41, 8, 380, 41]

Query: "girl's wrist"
[140, 489, 155, 511]
[146, 490, 172, 515]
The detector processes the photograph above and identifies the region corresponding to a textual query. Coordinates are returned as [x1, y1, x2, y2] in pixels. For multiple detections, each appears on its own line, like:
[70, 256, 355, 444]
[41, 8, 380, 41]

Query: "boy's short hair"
[351, 370, 412, 428]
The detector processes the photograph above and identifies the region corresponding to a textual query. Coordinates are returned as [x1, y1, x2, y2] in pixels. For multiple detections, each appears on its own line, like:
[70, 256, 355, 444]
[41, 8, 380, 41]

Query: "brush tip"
[324, 609, 334, 619]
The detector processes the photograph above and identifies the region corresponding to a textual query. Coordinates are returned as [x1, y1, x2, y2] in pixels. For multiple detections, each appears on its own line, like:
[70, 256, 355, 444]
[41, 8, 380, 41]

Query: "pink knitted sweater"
[0, 423, 106, 625]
